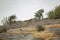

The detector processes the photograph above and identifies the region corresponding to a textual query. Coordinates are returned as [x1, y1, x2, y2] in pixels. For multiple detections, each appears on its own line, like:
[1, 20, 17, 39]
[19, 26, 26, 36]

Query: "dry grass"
[33, 31, 54, 39]
[7, 27, 36, 34]
[45, 37, 53, 40]
[45, 24, 60, 31]
[6, 24, 60, 40]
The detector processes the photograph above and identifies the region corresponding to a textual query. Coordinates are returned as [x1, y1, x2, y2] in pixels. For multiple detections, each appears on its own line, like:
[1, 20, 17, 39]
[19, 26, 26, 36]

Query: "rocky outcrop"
[0, 33, 33, 40]
[45, 24, 60, 40]
[48, 28, 60, 35]
[3, 19, 60, 29]
[24, 19, 60, 27]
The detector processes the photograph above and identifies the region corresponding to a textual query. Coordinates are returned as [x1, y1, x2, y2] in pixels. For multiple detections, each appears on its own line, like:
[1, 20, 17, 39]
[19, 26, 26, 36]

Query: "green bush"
[36, 24, 44, 32]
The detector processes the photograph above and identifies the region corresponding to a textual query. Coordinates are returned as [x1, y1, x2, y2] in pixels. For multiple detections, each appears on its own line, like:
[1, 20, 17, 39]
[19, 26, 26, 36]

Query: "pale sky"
[0, 0, 60, 24]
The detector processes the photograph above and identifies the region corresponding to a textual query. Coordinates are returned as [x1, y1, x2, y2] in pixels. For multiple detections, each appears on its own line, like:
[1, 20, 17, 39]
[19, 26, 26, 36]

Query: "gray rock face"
[7, 34, 33, 40]
[0, 33, 33, 40]
[48, 28, 60, 35]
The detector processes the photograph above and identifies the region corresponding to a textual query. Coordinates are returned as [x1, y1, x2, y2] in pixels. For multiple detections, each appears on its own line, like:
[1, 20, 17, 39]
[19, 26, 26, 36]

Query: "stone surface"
[48, 28, 60, 35]
[0, 33, 33, 40]
[7, 34, 33, 40]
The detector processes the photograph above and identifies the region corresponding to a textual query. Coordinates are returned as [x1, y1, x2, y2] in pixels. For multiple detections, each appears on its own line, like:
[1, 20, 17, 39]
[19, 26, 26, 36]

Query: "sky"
[0, 0, 60, 25]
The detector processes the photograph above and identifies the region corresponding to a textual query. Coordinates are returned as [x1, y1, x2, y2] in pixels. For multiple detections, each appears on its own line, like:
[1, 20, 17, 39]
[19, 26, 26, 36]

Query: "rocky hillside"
[6, 19, 60, 29]
[0, 24, 60, 40]
[0, 19, 60, 29]
[0, 19, 60, 40]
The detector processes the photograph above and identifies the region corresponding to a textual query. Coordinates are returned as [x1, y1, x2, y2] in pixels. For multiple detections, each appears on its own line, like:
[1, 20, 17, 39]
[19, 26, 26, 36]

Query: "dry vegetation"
[5, 24, 60, 40]
[45, 24, 60, 31]
[33, 31, 54, 39]
[6, 27, 37, 34]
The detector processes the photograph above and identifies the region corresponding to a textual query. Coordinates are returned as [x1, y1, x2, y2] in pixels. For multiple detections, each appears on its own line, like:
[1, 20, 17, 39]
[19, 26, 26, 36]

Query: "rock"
[48, 28, 60, 35]
[7, 34, 33, 40]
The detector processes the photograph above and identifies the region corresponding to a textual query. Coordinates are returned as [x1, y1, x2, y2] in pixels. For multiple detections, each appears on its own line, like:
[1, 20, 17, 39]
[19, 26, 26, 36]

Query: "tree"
[54, 5, 60, 19]
[35, 9, 44, 19]
[47, 5, 60, 19]
[1, 14, 16, 25]
[0, 14, 17, 33]
[1, 17, 9, 33]
[8, 14, 16, 24]
[1, 17, 9, 25]
[47, 10, 55, 19]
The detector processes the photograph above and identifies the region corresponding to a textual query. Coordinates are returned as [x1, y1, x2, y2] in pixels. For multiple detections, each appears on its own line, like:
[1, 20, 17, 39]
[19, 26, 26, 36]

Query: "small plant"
[0, 25, 8, 33]
[36, 24, 44, 32]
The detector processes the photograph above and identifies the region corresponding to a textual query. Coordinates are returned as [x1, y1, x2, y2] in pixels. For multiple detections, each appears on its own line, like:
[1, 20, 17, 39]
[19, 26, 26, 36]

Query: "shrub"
[36, 24, 44, 32]
[0, 25, 8, 33]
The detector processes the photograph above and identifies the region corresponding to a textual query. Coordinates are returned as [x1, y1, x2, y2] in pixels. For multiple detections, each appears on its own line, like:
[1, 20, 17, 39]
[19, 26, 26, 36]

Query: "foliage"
[47, 10, 55, 19]
[47, 5, 60, 19]
[1, 14, 16, 25]
[0, 25, 8, 33]
[0, 17, 10, 33]
[0, 14, 16, 33]
[35, 9, 44, 19]
[0, 17, 9, 33]
[8, 14, 16, 24]
[36, 24, 44, 32]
